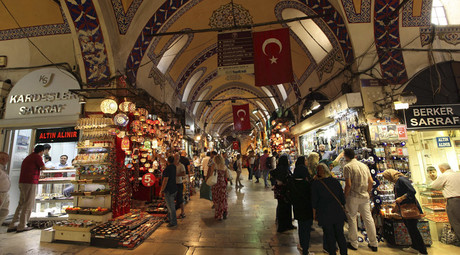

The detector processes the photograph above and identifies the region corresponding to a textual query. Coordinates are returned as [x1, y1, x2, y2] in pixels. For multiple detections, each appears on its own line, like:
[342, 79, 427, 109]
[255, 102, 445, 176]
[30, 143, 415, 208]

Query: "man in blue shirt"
[318, 144, 336, 160]
[160, 156, 178, 227]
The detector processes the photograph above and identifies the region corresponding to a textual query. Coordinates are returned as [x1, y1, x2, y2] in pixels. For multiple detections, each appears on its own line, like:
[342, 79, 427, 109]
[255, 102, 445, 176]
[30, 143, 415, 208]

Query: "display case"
[35, 169, 76, 218]
[414, 184, 448, 241]
[51, 118, 115, 243]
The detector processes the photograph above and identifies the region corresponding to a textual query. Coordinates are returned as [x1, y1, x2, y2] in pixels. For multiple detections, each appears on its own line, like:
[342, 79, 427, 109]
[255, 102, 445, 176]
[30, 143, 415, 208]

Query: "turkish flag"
[232, 104, 251, 131]
[232, 141, 239, 150]
[253, 28, 293, 86]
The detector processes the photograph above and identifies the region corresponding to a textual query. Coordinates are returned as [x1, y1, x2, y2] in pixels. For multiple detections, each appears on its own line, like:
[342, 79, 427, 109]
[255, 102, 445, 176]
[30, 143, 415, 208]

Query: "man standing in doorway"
[431, 163, 460, 240]
[0, 152, 11, 229]
[8, 145, 46, 232]
[343, 148, 378, 252]
[160, 156, 178, 227]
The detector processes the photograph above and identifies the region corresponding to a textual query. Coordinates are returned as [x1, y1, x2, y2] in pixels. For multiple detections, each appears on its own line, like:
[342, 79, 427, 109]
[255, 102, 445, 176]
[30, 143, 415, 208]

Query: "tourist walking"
[343, 149, 378, 251]
[431, 163, 460, 241]
[248, 151, 255, 181]
[383, 169, 427, 255]
[271, 155, 295, 232]
[259, 150, 270, 188]
[160, 156, 178, 227]
[235, 154, 244, 188]
[312, 163, 347, 255]
[207, 155, 228, 220]
[174, 153, 187, 219]
[253, 154, 261, 183]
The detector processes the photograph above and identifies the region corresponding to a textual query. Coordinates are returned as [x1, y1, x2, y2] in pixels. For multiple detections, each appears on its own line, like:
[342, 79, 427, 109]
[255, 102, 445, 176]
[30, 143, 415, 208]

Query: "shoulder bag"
[206, 168, 218, 186]
[319, 179, 347, 214]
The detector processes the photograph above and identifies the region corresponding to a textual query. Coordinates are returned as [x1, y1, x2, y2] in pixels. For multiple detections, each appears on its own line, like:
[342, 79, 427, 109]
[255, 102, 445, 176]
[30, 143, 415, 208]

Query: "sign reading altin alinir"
[4, 67, 81, 119]
[404, 104, 460, 129]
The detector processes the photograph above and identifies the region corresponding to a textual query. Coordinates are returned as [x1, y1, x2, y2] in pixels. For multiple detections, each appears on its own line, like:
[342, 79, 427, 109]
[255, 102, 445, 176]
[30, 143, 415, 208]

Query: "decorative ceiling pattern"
[402, 0, 432, 27]
[65, 0, 111, 83]
[374, 0, 408, 84]
[420, 26, 460, 46]
[125, 0, 191, 86]
[208, 2, 253, 28]
[111, 0, 143, 34]
[341, 0, 372, 23]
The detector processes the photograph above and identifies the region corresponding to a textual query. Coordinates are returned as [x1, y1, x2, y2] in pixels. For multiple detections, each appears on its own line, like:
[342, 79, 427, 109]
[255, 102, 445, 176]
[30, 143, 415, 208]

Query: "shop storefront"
[0, 67, 81, 222]
[404, 104, 460, 242]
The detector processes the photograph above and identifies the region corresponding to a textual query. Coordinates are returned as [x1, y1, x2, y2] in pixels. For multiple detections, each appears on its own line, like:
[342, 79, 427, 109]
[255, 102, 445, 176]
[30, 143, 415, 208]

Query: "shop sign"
[142, 173, 155, 187]
[35, 127, 79, 143]
[4, 67, 80, 119]
[217, 30, 254, 76]
[436, 137, 452, 148]
[404, 104, 460, 129]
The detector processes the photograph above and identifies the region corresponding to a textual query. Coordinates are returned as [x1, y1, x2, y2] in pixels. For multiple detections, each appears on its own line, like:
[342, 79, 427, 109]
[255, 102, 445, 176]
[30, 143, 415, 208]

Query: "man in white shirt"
[431, 163, 460, 240]
[343, 149, 378, 252]
[201, 152, 211, 180]
[0, 152, 11, 229]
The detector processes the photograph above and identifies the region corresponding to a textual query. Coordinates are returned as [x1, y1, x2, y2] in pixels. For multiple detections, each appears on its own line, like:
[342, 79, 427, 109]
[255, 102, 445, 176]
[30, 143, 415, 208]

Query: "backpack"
[266, 156, 273, 169]
[233, 161, 238, 171]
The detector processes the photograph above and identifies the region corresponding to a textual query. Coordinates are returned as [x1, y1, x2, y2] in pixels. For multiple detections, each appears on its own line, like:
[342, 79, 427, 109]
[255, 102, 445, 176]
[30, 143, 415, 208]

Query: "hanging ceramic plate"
[114, 113, 129, 127]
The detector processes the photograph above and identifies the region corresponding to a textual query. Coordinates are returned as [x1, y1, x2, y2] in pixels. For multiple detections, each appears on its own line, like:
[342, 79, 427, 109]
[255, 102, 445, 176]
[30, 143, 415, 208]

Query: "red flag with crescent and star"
[253, 28, 293, 87]
[232, 104, 251, 131]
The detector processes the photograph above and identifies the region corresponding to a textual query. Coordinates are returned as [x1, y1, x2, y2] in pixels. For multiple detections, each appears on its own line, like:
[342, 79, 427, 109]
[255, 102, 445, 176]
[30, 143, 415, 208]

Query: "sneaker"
[16, 227, 33, 233]
[347, 242, 357, 250]
[402, 247, 419, 254]
[368, 244, 378, 252]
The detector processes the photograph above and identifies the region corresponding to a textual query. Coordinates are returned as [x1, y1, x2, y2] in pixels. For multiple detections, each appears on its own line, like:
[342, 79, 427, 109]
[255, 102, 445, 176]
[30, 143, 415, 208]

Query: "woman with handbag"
[311, 163, 347, 255]
[207, 155, 229, 221]
[382, 169, 427, 255]
[270, 155, 296, 232]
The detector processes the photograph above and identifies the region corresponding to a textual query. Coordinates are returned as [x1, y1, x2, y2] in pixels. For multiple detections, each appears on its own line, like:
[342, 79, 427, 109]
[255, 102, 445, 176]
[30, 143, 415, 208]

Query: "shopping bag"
[441, 223, 459, 244]
[200, 183, 212, 201]
[226, 168, 233, 181]
[206, 170, 217, 186]
[398, 203, 423, 219]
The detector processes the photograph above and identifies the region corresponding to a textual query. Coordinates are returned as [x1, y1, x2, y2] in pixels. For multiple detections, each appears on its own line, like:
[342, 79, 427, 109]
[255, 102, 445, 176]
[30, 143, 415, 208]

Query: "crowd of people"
[1, 143, 460, 255]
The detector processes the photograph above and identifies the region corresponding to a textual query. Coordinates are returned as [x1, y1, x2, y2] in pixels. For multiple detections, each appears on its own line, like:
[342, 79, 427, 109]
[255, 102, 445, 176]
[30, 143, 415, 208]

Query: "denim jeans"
[262, 169, 270, 187]
[164, 191, 177, 226]
[298, 219, 313, 254]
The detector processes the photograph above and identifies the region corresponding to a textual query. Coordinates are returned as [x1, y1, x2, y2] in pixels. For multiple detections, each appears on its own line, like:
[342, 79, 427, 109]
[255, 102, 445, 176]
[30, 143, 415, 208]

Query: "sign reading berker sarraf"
[404, 104, 460, 129]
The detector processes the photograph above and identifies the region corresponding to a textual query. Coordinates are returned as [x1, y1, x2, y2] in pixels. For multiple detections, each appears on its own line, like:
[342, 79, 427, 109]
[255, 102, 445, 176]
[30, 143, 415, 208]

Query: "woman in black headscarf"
[271, 155, 295, 232]
[293, 156, 313, 182]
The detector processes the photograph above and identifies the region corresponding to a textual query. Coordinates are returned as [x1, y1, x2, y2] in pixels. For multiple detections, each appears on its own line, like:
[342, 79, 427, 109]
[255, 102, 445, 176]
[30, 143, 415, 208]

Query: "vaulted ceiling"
[1, 0, 459, 137]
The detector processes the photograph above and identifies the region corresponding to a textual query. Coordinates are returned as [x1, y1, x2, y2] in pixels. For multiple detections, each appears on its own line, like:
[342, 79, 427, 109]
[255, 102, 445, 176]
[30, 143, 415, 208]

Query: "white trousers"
[0, 192, 9, 226]
[346, 196, 378, 248]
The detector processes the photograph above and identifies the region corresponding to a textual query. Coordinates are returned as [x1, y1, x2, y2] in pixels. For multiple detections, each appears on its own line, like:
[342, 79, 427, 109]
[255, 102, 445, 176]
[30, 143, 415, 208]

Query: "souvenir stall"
[42, 88, 180, 248]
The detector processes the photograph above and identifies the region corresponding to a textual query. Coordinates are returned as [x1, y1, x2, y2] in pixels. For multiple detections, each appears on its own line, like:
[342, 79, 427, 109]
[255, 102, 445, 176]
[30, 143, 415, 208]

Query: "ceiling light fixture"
[311, 100, 321, 110]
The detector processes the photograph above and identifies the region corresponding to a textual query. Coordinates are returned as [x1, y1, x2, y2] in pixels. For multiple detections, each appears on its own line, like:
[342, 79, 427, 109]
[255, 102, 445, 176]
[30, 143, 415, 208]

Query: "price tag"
[142, 173, 155, 187]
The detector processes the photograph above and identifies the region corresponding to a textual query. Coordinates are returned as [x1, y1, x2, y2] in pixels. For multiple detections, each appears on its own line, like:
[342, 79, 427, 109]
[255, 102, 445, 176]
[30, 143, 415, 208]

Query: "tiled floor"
[1, 172, 460, 255]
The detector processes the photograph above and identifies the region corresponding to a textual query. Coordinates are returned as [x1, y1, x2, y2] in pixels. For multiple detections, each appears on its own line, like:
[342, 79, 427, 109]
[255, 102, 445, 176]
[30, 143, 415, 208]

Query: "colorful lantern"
[121, 137, 130, 151]
[100, 99, 118, 114]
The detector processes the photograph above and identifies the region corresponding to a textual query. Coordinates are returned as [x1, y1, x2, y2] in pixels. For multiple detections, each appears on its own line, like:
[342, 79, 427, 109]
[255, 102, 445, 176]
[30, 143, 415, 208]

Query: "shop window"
[431, 0, 448, 25]
[281, 8, 333, 63]
[182, 69, 205, 102]
[157, 35, 189, 74]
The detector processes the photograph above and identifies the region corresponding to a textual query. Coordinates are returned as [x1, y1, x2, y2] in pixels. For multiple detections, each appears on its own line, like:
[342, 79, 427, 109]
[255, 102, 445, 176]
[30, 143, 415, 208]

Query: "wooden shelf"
[39, 178, 74, 184]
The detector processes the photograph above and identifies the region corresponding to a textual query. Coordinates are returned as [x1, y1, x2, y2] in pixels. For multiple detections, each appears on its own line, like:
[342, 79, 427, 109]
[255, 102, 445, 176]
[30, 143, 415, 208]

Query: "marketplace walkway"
[1, 171, 460, 255]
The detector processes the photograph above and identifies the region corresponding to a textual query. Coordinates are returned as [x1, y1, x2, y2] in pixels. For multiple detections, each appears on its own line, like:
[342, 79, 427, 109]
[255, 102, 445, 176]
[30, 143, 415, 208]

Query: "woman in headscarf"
[270, 155, 295, 232]
[382, 169, 427, 255]
[312, 163, 347, 255]
[293, 156, 313, 182]
[291, 156, 314, 255]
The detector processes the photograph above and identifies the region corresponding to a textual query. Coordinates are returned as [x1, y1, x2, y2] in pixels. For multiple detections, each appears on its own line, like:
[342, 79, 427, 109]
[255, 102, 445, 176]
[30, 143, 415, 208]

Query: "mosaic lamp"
[100, 98, 118, 114]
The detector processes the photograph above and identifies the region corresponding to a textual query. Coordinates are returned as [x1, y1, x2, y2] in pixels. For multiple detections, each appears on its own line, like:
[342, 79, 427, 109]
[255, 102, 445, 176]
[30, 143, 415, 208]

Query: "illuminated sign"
[35, 127, 79, 143]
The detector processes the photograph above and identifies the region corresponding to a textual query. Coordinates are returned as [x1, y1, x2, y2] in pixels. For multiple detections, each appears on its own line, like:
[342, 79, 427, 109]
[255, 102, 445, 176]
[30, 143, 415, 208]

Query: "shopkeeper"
[430, 163, 460, 241]
[318, 144, 336, 161]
